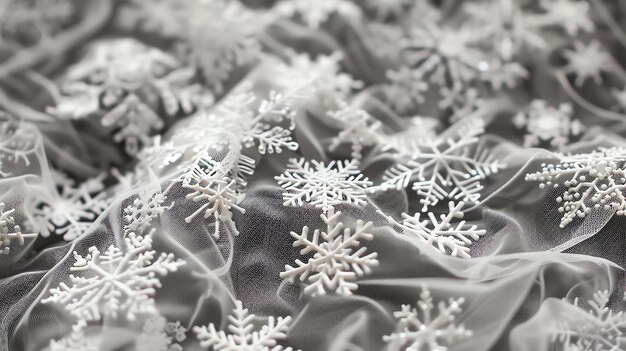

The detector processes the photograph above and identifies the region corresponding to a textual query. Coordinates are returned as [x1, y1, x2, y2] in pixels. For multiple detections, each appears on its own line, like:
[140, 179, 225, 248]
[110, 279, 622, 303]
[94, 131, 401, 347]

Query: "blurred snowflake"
[327, 101, 381, 160]
[562, 41, 614, 86]
[123, 186, 173, 236]
[0, 0, 75, 45]
[513, 100, 581, 150]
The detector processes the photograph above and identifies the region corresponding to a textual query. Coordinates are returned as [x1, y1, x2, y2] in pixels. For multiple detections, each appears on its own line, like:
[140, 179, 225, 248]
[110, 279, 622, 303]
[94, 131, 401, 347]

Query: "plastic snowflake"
[383, 285, 472, 351]
[327, 101, 381, 160]
[280, 207, 379, 296]
[0, 203, 36, 255]
[275, 0, 362, 29]
[123, 186, 173, 236]
[136, 315, 187, 351]
[42, 232, 185, 322]
[275, 158, 373, 212]
[377, 119, 505, 211]
[562, 41, 613, 87]
[513, 100, 581, 150]
[384, 66, 428, 113]
[525, 146, 626, 228]
[31, 173, 108, 241]
[194, 300, 296, 350]
[552, 290, 626, 351]
[379, 201, 486, 258]
[0, 117, 38, 177]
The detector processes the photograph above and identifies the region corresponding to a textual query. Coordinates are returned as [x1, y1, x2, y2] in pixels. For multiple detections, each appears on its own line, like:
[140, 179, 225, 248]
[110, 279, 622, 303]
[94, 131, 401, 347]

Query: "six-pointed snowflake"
[513, 100, 582, 150]
[275, 158, 373, 212]
[136, 315, 187, 351]
[280, 207, 379, 296]
[194, 300, 296, 351]
[379, 201, 486, 258]
[383, 285, 472, 351]
[562, 41, 613, 87]
[525, 146, 626, 228]
[0, 203, 37, 255]
[42, 232, 185, 321]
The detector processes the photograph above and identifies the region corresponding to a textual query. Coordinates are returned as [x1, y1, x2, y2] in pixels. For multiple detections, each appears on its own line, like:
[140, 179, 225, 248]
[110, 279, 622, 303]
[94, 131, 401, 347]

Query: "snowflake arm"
[123, 186, 173, 236]
[0, 203, 37, 255]
[327, 101, 381, 160]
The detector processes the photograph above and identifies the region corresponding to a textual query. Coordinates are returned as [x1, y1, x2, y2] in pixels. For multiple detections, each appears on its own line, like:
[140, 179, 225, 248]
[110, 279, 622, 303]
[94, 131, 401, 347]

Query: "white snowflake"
[525, 146, 626, 228]
[280, 207, 379, 296]
[42, 232, 185, 322]
[194, 300, 297, 351]
[378, 201, 486, 258]
[275, 158, 373, 212]
[274, 0, 362, 29]
[562, 41, 614, 87]
[513, 100, 582, 150]
[376, 119, 505, 211]
[0, 117, 38, 177]
[383, 66, 428, 113]
[0, 203, 36, 255]
[383, 285, 472, 351]
[552, 290, 626, 351]
[540, 0, 594, 36]
[123, 186, 173, 236]
[327, 101, 381, 160]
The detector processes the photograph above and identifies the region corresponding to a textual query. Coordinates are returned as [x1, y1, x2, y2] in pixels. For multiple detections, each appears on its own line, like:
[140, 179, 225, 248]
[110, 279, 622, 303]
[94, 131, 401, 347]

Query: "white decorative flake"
[280, 207, 378, 296]
[0, 203, 36, 255]
[275, 158, 373, 212]
[378, 201, 486, 258]
[366, 0, 410, 20]
[42, 232, 185, 322]
[513, 100, 581, 150]
[562, 41, 613, 87]
[383, 285, 472, 351]
[525, 146, 626, 228]
[541, 0, 594, 36]
[327, 101, 381, 160]
[194, 300, 296, 351]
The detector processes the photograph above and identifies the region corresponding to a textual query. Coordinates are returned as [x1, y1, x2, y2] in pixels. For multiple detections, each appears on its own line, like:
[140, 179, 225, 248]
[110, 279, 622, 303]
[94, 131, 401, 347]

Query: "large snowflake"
[379, 201, 486, 258]
[525, 146, 626, 228]
[383, 285, 472, 351]
[194, 300, 296, 351]
[280, 207, 379, 296]
[0, 203, 37, 255]
[275, 158, 373, 212]
[376, 119, 505, 211]
[552, 290, 626, 351]
[42, 232, 185, 322]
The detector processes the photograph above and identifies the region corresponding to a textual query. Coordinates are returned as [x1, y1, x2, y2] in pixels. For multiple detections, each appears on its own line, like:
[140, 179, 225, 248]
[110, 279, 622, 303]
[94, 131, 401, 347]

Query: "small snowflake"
[0, 203, 36, 255]
[379, 201, 486, 258]
[376, 119, 505, 211]
[552, 290, 626, 351]
[540, 0, 594, 36]
[275, 0, 362, 29]
[123, 186, 173, 236]
[136, 315, 187, 351]
[327, 101, 381, 160]
[42, 232, 185, 321]
[513, 100, 582, 150]
[194, 300, 297, 351]
[525, 146, 626, 228]
[562, 41, 613, 87]
[280, 207, 379, 296]
[275, 158, 373, 212]
[383, 285, 472, 351]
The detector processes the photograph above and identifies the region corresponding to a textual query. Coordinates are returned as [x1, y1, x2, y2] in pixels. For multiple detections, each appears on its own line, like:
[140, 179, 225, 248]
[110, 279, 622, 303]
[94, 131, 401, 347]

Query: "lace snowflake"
[552, 290, 626, 351]
[379, 201, 486, 258]
[42, 232, 185, 322]
[123, 186, 173, 236]
[275, 158, 373, 212]
[275, 0, 362, 28]
[513, 100, 581, 150]
[383, 285, 472, 351]
[525, 147, 626, 228]
[327, 101, 381, 160]
[562, 41, 613, 87]
[0, 203, 36, 255]
[376, 119, 504, 211]
[280, 207, 379, 296]
[136, 315, 187, 351]
[31, 172, 108, 241]
[194, 300, 296, 351]
[0, 117, 38, 177]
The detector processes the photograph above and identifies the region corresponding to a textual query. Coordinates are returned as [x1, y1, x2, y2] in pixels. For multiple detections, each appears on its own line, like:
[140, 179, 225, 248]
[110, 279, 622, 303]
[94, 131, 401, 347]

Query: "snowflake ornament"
[513, 100, 582, 150]
[327, 101, 381, 160]
[280, 207, 379, 296]
[525, 146, 626, 228]
[383, 285, 472, 351]
[42, 232, 185, 322]
[376, 119, 505, 211]
[123, 186, 173, 236]
[194, 300, 297, 351]
[274, 0, 362, 29]
[0, 203, 37, 255]
[275, 158, 373, 212]
[562, 41, 613, 87]
[552, 290, 626, 351]
[379, 201, 486, 258]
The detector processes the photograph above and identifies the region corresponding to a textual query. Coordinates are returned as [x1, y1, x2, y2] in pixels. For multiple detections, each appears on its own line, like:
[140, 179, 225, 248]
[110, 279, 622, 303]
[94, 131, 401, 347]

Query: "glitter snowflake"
[562, 41, 613, 87]
[377, 119, 505, 211]
[42, 232, 185, 322]
[194, 300, 296, 351]
[379, 201, 486, 258]
[0, 203, 36, 255]
[274, 0, 362, 29]
[383, 285, 472, 351]
[280, 207, 379, 296]
[552, 290, 626, 351]
[327, 101, 381, 160]
[513, 100, 582, 150]
[123, 186, 173, 236]
[275, 158, 373, 212]
[525, 146, 626, 228]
